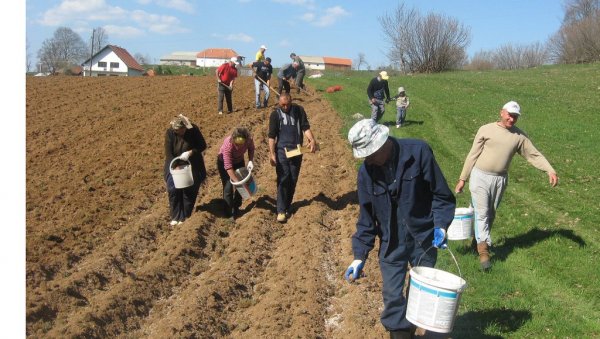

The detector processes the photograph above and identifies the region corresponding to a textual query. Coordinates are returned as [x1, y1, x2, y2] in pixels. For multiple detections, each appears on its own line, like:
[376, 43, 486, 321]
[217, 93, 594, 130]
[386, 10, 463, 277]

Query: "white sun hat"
[348, 119, 390, 158]
[502, 101, 521, 115]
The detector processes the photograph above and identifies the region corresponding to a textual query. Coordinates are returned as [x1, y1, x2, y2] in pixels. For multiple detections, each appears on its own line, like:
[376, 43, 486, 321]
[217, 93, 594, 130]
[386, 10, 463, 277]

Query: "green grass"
[307, 63, 600, 337]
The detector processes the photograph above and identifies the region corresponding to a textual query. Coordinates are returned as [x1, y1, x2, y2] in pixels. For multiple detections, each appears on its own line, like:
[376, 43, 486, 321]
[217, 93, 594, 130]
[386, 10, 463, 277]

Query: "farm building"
[160, 52, 197, 66]
[196, 48, 245, 68]
[81, 45, 144, 77]
[298, 56, 352, 71]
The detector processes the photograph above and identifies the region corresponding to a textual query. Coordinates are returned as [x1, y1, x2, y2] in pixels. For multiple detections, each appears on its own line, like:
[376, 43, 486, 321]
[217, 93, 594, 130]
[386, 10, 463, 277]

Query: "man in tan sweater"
[455, 101, 559, 270]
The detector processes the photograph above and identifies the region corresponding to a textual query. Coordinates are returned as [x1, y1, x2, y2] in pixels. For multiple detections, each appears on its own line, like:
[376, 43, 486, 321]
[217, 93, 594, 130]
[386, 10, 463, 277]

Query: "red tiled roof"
[109, 45, 144, 71]
[323, 56, 352, 66]
[197, 48, 239, 59]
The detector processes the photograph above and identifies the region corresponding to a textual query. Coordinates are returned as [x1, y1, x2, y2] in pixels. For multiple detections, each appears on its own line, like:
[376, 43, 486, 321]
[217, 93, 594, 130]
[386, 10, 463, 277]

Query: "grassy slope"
[307, 63, 600, 337]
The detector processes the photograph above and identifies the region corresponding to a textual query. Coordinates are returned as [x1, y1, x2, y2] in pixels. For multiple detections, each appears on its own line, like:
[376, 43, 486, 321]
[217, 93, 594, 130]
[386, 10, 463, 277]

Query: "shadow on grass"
[382, 119, 425, 127]
[453, 227, 587, 262]
[452, 308, 532, 338]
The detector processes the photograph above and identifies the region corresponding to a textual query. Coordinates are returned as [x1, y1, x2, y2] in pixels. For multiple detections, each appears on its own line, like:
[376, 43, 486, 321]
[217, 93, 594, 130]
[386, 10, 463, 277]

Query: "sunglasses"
[233, 136, 246, 145]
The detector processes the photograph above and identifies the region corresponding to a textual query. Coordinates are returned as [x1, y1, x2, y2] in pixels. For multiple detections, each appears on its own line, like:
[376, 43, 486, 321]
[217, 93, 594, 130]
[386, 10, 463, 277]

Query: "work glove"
[344, 259, 364, 282]
[432, 227, 448, 249]
[179, 150, 192, 161]
[247, 161, 254, 172]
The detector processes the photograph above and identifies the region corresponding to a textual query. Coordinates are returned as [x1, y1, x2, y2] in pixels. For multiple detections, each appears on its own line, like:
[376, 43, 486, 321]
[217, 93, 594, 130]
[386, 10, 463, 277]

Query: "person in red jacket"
[216, 56, 239, 115]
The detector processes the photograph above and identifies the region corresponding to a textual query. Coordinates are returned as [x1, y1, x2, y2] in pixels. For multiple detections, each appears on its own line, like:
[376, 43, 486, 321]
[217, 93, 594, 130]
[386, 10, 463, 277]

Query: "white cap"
[502, 101, 521, 115]
[348, 119, 389, 158]
[230, 56, 240, 65]
[398, 86, 405, 93]
[260, 45, 267, 50]
[379, 71, 389, 80]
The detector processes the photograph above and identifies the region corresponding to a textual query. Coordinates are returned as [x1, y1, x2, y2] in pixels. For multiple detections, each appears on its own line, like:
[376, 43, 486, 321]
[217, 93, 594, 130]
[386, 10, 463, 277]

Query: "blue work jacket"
[352, 138, 456, 260]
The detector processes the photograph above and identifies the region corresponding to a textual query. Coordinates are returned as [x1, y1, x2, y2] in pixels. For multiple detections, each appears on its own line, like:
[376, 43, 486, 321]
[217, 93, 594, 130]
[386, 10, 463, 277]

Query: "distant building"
[196, 48, 244, 68]
[160, 52, 197, 66]
[298, 56, 352, 71]
[81, 45, 144, 77]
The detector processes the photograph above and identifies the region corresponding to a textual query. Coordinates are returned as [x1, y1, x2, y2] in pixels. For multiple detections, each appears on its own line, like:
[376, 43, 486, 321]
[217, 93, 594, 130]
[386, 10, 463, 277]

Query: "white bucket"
[406, 249, 467, 333]
[230, 167, 258, 200]
[447, 207, 474, 240]
[169, 157, 194, 189]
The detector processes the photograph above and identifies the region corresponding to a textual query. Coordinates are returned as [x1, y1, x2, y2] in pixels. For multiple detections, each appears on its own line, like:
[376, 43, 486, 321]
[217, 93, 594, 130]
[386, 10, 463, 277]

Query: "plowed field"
[25, 75, 396, 338]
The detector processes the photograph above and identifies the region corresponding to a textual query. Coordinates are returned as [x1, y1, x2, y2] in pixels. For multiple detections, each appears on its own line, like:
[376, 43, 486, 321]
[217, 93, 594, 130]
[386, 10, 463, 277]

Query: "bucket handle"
[417, 245, 463, 279]
[169, 156, 191, 171]
[230, 169, 253, 186]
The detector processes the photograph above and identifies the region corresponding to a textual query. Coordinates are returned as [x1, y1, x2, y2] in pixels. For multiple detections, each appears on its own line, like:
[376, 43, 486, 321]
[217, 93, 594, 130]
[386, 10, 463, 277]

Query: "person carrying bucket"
[344, 119, 456, 338]
[217, 127, 255, 221]
[454, 101, 559, 271]
[164, 114, 207, 226]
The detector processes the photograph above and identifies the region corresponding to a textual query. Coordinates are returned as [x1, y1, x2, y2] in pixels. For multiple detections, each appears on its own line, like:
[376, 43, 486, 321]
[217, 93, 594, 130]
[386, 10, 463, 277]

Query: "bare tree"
[134, 53, 153, 65]
[38, 27, 87, 73]
[465, 50, 495, 71]
[89, 27, 108, 53]
[549, 0, 600, 63]
[354, 53, 369, 70]
[26, 39, 32, 73]
[379, 4, 470, 73]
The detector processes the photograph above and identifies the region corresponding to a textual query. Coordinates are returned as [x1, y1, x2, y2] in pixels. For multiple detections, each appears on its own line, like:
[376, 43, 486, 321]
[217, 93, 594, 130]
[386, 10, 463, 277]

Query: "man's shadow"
[290, 191, 358, 214]
[451, 308, 532, 338]
[455, 227, 586, 263]
[196, 195, 279, 217]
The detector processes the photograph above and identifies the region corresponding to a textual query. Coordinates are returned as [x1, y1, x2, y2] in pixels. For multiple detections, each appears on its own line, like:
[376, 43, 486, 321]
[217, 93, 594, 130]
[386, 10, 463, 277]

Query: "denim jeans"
[254, 79, 270, 108]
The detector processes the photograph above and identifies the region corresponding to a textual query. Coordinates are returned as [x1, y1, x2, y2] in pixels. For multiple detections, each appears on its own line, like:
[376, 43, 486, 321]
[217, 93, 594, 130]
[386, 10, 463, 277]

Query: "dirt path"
[26, 75, 389, 338]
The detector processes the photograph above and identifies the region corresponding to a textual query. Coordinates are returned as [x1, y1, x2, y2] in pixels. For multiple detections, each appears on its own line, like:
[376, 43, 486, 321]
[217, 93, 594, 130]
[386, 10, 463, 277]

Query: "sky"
[25, 0, 566, 69]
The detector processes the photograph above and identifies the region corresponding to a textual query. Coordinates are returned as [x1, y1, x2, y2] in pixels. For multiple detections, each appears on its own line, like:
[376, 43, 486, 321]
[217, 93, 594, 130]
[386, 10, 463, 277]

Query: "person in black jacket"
[344, 119, 455, 338]
[367, 71, 391, 122]
[164, 114, 207, 226]
[277, 62, 299, 96]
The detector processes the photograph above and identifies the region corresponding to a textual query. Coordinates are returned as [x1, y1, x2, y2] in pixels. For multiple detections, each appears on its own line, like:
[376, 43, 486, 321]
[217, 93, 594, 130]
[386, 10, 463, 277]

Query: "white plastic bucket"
[230, 167, 258, 200]
[406, 248, 467, 333]
[169, 157, 194, 189]
[447, 207, 474, 240]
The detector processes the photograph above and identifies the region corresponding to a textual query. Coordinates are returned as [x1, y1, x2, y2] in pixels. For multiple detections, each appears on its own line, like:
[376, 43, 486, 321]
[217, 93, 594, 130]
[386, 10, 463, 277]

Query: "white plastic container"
[406, 249, 467, 333]
[447, 207, 474, 240]
[169, 157, 194, 189]
[230, 167, 258, 200]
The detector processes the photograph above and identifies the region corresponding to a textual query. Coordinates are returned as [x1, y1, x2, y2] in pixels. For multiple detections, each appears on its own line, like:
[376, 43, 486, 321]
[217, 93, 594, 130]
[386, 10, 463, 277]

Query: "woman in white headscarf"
[164, 114, 207, 226]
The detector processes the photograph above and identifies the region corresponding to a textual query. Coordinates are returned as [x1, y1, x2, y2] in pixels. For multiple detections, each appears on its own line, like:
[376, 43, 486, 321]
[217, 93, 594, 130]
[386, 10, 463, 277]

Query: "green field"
[308, 64, 600, 337]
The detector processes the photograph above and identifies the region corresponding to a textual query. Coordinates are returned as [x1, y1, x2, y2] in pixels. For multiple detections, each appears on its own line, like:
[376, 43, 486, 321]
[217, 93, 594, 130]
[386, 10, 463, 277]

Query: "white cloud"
[141, 0, 195, 13]
[40, 0, 127, 26]
[130, 10, 188, 34]
[38, 0, 188, 35]
[104, 24, 145, 38]
[302, 5, 349, 27]
[212, 33, 254, 43]
[272, 0, 316, 10]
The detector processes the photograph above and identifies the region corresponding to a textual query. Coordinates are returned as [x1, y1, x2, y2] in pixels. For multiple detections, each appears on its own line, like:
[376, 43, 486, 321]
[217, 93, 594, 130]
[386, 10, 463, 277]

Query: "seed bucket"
[406, 247, 467, 333]
[169, 157, 194, 189]
[447, 207, 474, 240]
[230, 167, 258, 200]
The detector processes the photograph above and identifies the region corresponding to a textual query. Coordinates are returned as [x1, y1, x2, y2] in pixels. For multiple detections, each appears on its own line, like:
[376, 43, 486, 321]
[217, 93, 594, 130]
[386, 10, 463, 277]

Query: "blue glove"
[432, 228, 447, 249]
[344, 259, 364, 282]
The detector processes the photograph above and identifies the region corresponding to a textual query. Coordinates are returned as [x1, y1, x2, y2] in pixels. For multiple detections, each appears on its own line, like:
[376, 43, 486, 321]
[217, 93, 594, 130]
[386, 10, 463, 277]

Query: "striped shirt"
[218, 136, 255, 170]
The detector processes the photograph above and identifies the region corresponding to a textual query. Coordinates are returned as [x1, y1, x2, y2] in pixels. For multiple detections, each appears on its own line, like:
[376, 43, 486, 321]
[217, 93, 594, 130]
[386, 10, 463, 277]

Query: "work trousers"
[217, 157, 244, 217]
[370, 99, 385, 122]
[275, 149, 303, 214]
[166, 174, 200, 222]
[254, 79, 270, 108]
[469, 167, 508, 246]
[380, 226, 437, 331]
[278, 77, 291, 95]
[217, 83, 233, 113]
[295, 69, 305, 93]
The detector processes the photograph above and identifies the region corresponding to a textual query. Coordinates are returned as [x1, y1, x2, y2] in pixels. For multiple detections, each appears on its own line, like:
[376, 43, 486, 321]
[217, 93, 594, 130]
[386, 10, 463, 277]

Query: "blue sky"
[25, 0, 566, 68]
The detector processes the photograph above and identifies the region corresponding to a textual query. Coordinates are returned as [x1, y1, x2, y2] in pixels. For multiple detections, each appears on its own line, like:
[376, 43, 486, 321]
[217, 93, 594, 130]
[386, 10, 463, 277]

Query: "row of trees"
[378, 0, 600, 73]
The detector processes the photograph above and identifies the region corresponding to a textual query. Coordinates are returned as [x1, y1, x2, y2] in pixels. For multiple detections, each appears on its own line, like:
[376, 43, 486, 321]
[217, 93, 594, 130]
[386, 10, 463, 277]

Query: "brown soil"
[25, 75, 393, 338]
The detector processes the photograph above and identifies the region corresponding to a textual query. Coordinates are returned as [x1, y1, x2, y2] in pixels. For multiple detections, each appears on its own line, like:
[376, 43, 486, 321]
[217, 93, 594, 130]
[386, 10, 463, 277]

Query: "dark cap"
[290, 53, 296, 58]
[265, 57, 272, 62]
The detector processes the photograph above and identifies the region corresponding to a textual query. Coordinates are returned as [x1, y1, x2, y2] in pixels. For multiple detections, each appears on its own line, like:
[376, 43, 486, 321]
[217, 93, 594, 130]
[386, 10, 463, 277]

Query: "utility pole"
[89, 29, 95, 76]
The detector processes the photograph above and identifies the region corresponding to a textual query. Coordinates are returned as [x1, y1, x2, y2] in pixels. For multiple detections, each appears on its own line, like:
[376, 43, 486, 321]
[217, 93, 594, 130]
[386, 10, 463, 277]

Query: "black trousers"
[217, 157, 244, 216]
[217, 83, 233, 113]
[166, 174, 200, 221]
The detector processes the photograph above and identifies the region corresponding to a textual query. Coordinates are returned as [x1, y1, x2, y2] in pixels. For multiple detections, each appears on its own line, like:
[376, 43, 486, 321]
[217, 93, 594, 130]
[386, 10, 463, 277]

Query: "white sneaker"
[169, 220, 178, 226]
[218, 111, 223, 115]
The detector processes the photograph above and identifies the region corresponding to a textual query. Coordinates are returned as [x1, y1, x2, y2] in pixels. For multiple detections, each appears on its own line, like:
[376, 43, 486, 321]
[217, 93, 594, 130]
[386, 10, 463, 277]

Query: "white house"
[81, 45, 144, 77]
[196, 48, 243, 68]
[299, 56, 325, 71]
[298, 56, 352, 71]
[160, 52, 197, 66]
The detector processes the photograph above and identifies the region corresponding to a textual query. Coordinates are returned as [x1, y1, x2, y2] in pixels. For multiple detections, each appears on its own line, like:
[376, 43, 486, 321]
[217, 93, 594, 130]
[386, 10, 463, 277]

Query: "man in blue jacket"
[344, 119, 455, 338]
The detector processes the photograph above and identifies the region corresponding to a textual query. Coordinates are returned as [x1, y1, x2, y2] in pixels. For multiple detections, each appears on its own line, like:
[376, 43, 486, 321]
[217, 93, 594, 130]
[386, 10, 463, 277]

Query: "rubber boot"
[477, 242, 492, 270]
